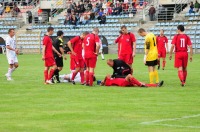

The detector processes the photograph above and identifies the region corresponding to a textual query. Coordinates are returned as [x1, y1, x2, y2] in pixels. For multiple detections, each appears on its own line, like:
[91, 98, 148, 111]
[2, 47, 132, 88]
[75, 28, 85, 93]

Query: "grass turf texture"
[0, 54, 200, 132]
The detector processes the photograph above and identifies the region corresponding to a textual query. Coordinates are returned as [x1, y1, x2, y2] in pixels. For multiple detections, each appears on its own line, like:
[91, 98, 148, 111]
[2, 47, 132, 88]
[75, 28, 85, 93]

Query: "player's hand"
[42, 55, 45, 61]
[57, 53, 62, 57]
[132, 52, 135, 57]
[94, 52, 98, 56]
[143, 55, 146, 64]
[64, 55, 67, 60]
[190, 57, 192, 62]
[169, 55, 172, 60]
[72, 51, 77, 56]
[15, 49, 19, 55]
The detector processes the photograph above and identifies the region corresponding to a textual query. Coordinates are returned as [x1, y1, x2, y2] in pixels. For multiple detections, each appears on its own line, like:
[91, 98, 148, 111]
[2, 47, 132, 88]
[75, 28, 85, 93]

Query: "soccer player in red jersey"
[169, 25, 193, 87]
[100, 74, 164, 87]
[115, 30, 122, 58]
[83, 28, 100, 86]
[116, 25, 136, 68]
[156, 29, 168, 70]
[42, 27, 62, 84]
[68, 31, 89, 85]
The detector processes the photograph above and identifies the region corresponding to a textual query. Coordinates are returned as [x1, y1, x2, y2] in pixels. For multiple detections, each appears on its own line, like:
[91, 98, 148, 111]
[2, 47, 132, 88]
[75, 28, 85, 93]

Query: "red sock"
[178, 70, 184, 83]
[183, 70, 187, 82]
[44, 70, 48, 82]
[146, 84, 157, 87]
[163, 60, 166, 68]
[80, 71, 84, 83]
[130, 77, 142, 86]
[86, 71, 89, 85]
[71, 72, 78, 81]
[48, 69, 55, 80]
[89, 72, 94, 86]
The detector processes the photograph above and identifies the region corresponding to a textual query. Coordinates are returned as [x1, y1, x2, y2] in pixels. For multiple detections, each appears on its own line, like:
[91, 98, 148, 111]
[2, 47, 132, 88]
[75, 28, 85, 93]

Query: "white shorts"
[7, 55, 18, 64]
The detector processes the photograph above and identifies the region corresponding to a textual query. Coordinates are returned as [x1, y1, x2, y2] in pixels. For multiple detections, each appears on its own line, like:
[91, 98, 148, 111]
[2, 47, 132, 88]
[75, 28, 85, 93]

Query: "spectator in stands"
[99, 13, 106, 24]
[27, 10, 32, 24]
[5, 3, 11, 13]
[149, 5, 156, 21]
[80, 2, 85, 13]
[0, 4, 4, 16]
[88, 1, 92, 10]
[96, 1, 103, 12]
[194, 0, 199, 12]
[189, 2, 195, 13]
[69, 14, 77, 26]
[12, 4, 20, 17]
[112, 4, 122, 15]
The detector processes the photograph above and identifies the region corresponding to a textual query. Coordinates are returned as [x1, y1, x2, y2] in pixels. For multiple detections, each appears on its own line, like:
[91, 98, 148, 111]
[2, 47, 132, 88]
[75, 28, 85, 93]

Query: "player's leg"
[148, 66, 154, 84]
[162, 50, 167, 70]
[71, 58, 81, 84]
[157, 51, 161, 70]
[84, 58, 90, 85]
[182, 52, 188, 85]
[46, 57, 57, 84]
[175, 53, 185, 86]
[183, 67, 187, 84]
[126, 74, 143, 87]
[44, 66, 49, 83]
[88, 58, 97, 86]
[153, 66, 159, 84]
[53, 57, 63, 83]
[125, 54, 133, 74]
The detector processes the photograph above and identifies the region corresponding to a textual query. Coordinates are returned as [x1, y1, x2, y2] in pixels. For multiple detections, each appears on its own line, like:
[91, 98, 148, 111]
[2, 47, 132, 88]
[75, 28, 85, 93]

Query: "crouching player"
[101, 74, 164, 87]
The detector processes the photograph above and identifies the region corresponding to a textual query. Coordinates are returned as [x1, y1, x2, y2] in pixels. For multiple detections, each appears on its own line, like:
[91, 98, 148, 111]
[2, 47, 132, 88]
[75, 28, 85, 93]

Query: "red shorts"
[45, 57, 56, 67]
[85, 57, 97, 68]
[71, 58, 85, 68]
[175, 52, 188, 68]
[118, 54, 133, 65]
[158, 50, 166, 58]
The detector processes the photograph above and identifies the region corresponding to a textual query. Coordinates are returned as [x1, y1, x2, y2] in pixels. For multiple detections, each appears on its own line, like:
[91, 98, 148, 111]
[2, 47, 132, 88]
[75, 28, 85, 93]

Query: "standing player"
[169, 25, 193, 87]
[42, 27, 61, 84]
[67, 31, 89, 85]
[156, 29, 168, 70]
[115, 30, 122, 58]
[138, 28, 160, 84]
[5, 29, 19, 81]
[52, 30, 67, 83]
[116, 25, 136, 68]
[83, 28, 100, 86]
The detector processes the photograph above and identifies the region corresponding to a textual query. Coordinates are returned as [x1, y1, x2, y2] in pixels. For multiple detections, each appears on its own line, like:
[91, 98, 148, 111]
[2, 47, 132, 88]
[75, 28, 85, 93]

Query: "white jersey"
[6, 35, 16, 57]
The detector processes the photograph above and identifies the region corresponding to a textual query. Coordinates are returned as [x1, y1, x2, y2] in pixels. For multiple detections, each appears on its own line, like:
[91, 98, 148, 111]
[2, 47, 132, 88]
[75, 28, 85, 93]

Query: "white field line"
[153, 123, 200, 129]
[140, 114, 200, 125]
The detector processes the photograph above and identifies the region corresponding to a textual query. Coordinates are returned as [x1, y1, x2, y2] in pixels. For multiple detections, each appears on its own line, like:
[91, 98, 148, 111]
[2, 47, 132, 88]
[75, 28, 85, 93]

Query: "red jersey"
[105, 78, 131, 87]
[69, 36, 83, 59]
[156, 35, 168, 51]
[43, 35, 53, 58]
[119, 33, 136, 55]
[83, 33, 100, 58]
[171, 34, 192, 52]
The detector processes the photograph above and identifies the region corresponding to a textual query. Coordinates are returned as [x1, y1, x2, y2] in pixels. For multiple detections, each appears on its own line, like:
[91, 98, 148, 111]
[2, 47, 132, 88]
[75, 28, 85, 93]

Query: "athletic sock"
[154, 70, 159, 83]
[71, 71, 78, 81]
[48, 69, 55, 80]
[149, 72, 154, 84]
[183, 70, 187, 83]
[129, 77, 142, 86]
[54, 69, 60, 82]
[44, 70, 48, 82]
[89, 72, 94, 86]
[101, 53, 105, 60]
[162, 60, 166, 68]
[11, 67, 16, 73]
[80, 71, 84, 83]
[178, 70, 184, 83]
[86, 71, 89, 85]
[7, 68, 12, 77]
[145, 84, 157, 87]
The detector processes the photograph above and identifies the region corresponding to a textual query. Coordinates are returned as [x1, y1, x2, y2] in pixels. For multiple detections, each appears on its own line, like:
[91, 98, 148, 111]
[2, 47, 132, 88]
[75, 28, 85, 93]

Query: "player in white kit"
[5, 29, 19, 81]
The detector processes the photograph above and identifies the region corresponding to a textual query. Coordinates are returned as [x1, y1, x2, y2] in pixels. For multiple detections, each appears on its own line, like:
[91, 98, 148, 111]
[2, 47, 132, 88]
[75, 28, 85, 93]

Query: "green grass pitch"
[0, 54, 200, 132]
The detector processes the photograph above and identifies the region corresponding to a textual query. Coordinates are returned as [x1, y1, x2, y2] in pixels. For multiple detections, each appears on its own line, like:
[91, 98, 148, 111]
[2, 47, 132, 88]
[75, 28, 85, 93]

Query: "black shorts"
[54, 56, 63, 67]
[145, 59, 158, 66]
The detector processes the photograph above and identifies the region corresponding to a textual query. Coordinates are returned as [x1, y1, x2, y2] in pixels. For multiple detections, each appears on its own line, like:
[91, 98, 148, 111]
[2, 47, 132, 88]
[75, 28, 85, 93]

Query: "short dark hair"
[8, 28, 14, 33]
[57, 30, 64, 36]
[177, 25, 185, 32]
[138, 28, 146, 33]
[82, 31, 89, 36]
[47, 27, 54, 32]
[161, 29, 164, 32]
[121, 25, 127, 29]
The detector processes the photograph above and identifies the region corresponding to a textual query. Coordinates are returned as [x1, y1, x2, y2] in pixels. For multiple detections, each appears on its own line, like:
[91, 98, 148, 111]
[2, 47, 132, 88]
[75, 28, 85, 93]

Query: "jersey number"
[86, 37, 90, 46]
[180, 39, 185, 48]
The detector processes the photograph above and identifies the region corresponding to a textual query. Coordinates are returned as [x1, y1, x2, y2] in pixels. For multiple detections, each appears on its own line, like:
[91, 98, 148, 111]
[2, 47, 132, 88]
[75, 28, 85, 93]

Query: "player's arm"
[95, 42, 100, 55]
[169, 44, 175, 60]
[115, 35, 121, 43]
[165, 37, 169, 52]
[52, 46, 61, 57]
[189, 45, 193, 62]
[144, 40, 150, 64]
[67, 40, 76, 56]
[6, 45, 19, 54]
[42, 45, 46, 60]
[132, 42, 136, 57]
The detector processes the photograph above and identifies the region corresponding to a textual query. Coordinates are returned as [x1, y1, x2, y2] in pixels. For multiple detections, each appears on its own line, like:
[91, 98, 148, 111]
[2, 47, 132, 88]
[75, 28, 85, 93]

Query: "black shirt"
[111, 59, 132, 78]
[53, 38, 63, 57]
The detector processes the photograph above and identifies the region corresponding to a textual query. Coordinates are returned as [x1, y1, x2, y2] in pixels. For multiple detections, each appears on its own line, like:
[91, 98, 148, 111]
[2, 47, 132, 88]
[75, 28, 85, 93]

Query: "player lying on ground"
[58, 71, 96, 83]
[107, 59, 132, 78]
[100, 74, 164, 87]
[169, 25, 193, 87]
